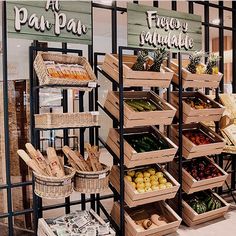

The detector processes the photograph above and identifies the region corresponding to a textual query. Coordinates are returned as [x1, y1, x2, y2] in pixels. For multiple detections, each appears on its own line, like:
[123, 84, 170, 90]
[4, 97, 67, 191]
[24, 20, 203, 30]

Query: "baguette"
[62, 146, 90, 171]
[47, 147, 65, 177]
[25, 143, 48, 174]
[86, 144, 103, 171]
[17, 149, 47, 175]
[37, 150, 52, 176]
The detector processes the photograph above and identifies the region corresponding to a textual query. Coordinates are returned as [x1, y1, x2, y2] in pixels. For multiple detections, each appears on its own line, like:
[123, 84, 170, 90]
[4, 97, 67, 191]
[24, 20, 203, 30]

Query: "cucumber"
[125, 100, 144, 111]
[134, 100, 154, 111]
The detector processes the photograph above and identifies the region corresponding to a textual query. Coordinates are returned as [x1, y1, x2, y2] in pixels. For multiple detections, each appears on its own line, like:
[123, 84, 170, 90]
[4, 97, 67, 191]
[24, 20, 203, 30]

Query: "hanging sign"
[127, 3, 202, 52]
[6, 0, 92, 45]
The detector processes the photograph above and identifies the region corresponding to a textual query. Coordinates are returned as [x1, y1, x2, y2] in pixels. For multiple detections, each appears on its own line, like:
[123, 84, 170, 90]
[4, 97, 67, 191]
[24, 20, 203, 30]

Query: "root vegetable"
[142, 219, 152, 229]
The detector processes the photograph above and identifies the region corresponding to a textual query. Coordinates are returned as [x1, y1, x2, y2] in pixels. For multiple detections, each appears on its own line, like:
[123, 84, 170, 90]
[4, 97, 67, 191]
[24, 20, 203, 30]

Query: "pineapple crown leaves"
[207, 53, 220, 64]
[137, 50, 149, 63]
[189, 50, 205, 64]
[153, 48, 168, 64]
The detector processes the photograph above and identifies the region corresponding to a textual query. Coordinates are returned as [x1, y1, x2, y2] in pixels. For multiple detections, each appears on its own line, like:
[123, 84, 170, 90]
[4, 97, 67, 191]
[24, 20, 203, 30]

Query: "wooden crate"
[110, 165, 180, 208]
[104, 91, 176, 127]
[102, 54, 174, 88]
[111, 201, 181, 236]
[106, 126, 178, 168]
[170, 91, 224, 123]
[170, 123, 226, 159]
[170, 60, 223, 88]
[182, 192, 229, 226]
[169, 157, 228, 194]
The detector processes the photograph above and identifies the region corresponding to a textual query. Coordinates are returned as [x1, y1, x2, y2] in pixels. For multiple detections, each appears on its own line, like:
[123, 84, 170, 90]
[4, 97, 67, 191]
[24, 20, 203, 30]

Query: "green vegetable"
[124, 133, 168, 153]
[125, 99, 159, 112]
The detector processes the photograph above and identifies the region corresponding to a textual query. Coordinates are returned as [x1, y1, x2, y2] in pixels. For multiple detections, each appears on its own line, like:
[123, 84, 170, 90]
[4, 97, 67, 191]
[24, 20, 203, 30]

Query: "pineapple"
[187, 51, 204, 74]
[131, 50, 148, 71]
[205, 53, 220, 74]
[149, 48, 168, 72]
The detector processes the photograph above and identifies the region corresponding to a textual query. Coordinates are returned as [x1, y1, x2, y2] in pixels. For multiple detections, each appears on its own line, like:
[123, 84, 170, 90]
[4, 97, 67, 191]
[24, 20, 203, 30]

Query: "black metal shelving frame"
[93, 46, 186, 235]
[1, 1, 236, 236]
[28, 44, 117, 234]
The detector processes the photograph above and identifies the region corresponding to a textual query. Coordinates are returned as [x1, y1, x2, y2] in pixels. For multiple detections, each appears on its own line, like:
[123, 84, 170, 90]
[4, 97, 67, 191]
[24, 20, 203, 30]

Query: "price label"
[99, 173, 106, 179]
[88, 82, 97, 88]
[91, 111, 99, 116]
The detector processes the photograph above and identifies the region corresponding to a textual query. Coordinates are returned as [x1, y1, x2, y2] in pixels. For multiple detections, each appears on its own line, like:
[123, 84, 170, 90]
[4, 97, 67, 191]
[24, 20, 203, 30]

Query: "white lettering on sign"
[13, 0, 88, 38]
[139, 10, 194, 50]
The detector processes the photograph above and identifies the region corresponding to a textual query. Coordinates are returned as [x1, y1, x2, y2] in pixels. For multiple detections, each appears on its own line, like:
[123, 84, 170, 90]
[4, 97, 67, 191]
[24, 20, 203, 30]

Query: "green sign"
[127, 3, 202, 52]
[7, 0, 92, 45]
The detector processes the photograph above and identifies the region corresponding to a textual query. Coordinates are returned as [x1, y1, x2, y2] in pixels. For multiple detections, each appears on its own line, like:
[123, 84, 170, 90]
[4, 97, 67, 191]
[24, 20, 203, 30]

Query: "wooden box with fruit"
[170, 123, 226, 159]
[111, 201, 181, 236]
[170, 52, 223, 88]
[104, 91, 176, 127]
[170, 91, 224, 123]
[110, 165, 180, 207]
[170, 157, 228, 194]
[102, 49, 174, 88]
[182, 190, 229, 226]
[106, 126, 178, 168]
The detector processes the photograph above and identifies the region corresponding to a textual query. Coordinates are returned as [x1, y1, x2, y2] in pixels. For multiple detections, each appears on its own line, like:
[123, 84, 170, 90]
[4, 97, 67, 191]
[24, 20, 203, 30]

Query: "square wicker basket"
[35, 112, 99, 129]
[34, 52, 97, 86]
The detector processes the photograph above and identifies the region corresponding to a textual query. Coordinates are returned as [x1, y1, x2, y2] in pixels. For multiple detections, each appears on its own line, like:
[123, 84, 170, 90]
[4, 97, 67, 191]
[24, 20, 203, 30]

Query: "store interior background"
[0, 0, 236, 235]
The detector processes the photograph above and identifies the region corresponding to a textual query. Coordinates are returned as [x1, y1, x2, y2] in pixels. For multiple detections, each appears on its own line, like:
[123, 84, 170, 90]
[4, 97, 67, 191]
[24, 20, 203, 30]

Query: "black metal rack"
[93, 46, 185, 235]
[1, 1, 236, 235]
[29, 45, 115, 234]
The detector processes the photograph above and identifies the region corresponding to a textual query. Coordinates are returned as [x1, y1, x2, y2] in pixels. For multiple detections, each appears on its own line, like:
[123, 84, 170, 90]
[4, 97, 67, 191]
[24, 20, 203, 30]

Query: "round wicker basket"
[74, 165, 110, 194]
[34, 166, 75, 199]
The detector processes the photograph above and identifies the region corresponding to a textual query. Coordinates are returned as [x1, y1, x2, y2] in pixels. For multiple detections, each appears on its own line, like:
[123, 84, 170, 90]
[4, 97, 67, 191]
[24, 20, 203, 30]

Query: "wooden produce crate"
[182, 192, 229, 226]
[169, 157, 228, 194]
[35, 112, 99, 129]
[102, 54, 174, 88]
[170, 123, 226, 159]
[110, 165, 180, 208]
[104, 91, 176, 127]
[170, 60, 223, 88]
[111, 201, 181, 236]
[170, 91, 224, 123]
[106, 126, 178, 168]
[34, 52, 97, 87]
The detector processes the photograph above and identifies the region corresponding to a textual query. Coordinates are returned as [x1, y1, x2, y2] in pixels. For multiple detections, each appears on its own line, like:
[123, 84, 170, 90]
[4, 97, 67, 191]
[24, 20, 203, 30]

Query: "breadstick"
[37, 150, 52, 176]
[17, 150, 47, 175]
[25, 143, 48, 173]
[86, 145, 103, 171]
[47, 147, 65, 177]
[62, 146, 90, 171]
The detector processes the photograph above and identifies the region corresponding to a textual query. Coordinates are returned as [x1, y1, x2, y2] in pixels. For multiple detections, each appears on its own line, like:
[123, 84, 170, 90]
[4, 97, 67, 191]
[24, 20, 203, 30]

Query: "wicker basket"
[74, 165, 110, 193]
[34, 52, 97, 86]
[35, 112, 99, 129]
[34, 166, 76, 199]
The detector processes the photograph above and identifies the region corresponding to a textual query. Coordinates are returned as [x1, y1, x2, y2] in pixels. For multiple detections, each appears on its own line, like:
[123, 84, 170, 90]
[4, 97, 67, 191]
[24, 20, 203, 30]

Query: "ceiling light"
[212, 18, 220, 25]
[17, 44, 21, 48]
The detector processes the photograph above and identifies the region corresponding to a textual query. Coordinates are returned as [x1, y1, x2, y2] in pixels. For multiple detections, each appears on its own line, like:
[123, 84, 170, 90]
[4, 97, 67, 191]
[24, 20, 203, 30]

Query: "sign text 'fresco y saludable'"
[140, 11, 194, 50]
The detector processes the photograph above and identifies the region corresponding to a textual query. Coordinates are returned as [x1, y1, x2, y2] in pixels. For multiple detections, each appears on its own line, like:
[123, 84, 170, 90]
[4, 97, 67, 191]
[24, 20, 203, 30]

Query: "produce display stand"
[94, 46, 182, 236]
[169, 52, 229, 226]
